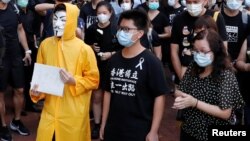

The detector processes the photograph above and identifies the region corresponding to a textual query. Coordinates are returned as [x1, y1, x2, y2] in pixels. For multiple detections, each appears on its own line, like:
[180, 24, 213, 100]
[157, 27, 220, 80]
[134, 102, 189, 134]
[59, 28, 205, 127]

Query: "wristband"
[195, 99, 198, 108]
[25, 50, 32, 54]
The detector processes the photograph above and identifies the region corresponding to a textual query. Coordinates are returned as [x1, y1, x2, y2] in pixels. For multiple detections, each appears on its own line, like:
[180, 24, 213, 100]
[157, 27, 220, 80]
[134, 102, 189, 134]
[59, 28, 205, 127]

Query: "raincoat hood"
[57, 3, 79, 40]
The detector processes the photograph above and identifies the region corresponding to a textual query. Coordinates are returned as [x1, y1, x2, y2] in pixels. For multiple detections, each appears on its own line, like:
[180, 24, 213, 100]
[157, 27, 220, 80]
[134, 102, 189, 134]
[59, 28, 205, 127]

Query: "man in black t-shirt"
[221, 0, 250, 63]
[100, 9, 169, 141]
[170, 0, 227, 80]
[0, 0, 31, 140]
[79, 0, 101, 29]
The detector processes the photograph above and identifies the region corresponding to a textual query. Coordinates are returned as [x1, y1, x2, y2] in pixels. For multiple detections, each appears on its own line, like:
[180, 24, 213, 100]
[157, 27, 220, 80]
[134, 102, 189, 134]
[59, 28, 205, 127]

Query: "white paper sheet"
[31, 63, 64, 96]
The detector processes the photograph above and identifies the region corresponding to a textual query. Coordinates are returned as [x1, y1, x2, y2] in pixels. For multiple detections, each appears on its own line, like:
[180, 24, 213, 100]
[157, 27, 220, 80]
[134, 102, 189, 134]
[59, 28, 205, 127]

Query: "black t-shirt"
[84, 23, 122, 88]
[140, 29, 161, 49]
[221, 10, 250, 60]
[19, 8, 36, 43]
[84, 23, 120, 53]
[104, 49, 169, 140]
[151, 12, 170, 36]
[162, 5, 186, 26]
[80, 2, 98, 29]
[0, 3, 22, 58]
[171, 10, 227, 66]
[161, 5, 185, 66]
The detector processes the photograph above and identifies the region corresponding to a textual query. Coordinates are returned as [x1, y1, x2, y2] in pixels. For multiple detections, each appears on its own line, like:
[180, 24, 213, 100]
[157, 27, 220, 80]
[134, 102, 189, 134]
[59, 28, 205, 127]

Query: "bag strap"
[213, 11, 220, 22]
[242, 10, 248, 25]
[147, 27, 154, 52]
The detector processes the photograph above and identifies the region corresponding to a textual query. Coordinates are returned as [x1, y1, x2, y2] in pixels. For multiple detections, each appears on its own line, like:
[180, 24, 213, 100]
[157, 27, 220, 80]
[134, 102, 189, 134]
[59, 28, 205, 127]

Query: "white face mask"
[208, 0, 216, 7]
[168, 0, 176, 6]
[186, 3, 203, 17]
[53, 11, 67, 37]
[181, 0, 186, 6]
[121, 3, 131, 11]
[1, 0, 11, 3]
[97, 13, 110, 24]
[246, 0, 250, 7]
[226, 0, 242, 10]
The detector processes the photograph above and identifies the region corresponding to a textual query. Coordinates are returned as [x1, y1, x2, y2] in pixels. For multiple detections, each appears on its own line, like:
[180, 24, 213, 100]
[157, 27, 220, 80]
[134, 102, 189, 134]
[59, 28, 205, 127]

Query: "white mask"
[1, 0, 11, 3]
[121, 3, 131, 11]
[226, 0, 242, 10]
[246, 0, 250, 7]
[97, 13, 110, 24]
[181, 0, 186, 6]
[53, 11, 67, 37]
[168, 0, 176, 6]
[208, 0, 216, 7]
[186, 3, 203, 17]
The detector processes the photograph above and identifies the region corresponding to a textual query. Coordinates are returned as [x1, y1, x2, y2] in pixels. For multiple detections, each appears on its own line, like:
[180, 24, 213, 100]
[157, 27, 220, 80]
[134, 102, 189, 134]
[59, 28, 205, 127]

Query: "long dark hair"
[191, 29, 231, 80]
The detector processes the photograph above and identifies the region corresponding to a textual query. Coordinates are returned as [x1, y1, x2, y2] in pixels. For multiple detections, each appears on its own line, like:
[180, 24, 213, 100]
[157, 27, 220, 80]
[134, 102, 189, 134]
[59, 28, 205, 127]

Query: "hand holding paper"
[30, 84, 40, 96]
[59, 69, 76, 85]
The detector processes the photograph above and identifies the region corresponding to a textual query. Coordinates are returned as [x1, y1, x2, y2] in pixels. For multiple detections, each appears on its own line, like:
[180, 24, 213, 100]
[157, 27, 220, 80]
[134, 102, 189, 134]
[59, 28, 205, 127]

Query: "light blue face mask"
[148, 2, 159, 10]
[17, 0, 28, 8]
[116, 30, 134, 47]
[193, 52, 213, 67]
[226, 0, 242, 10]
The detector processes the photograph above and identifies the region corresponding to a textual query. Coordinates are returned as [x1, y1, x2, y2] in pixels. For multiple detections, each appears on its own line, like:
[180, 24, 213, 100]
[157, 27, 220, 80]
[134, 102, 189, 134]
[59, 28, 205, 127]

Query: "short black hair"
[96, 1, 113, 13]
[54, 3, 66, 13]
[118, 0, 134, 7]
[118, 9, 149, 33]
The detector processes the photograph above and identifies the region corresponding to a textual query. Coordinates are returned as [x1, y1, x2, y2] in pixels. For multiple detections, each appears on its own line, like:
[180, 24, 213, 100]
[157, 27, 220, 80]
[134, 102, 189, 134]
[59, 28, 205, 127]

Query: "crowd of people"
[0, 0, 249, 141]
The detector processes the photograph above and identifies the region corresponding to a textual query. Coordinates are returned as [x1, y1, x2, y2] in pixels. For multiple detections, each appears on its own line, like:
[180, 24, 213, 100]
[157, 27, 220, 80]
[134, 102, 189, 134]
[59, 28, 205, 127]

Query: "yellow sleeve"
[29, 41, 46, 103]
[69, 45, 100, 96]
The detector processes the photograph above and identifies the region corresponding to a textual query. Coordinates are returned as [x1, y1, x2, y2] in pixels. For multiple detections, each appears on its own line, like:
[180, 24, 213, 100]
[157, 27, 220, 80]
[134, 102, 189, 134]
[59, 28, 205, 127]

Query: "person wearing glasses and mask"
[170, 0, 227, 82]
[100, 9, 169, 141]
[173, 29, 244, 141]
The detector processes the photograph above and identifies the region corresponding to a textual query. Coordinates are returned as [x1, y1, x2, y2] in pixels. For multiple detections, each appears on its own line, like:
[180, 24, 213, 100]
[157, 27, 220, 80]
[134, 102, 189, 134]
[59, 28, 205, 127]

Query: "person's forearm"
[153, 46, 162, 60]
[18, 24, 29, 51]
[150, 95, 165, 133]
[35, 3, 54, 12]
[238, 61, 250, 71]
[196, 99, 232, 120]
[101, 91, 111, 127]
[171, 53, 182, 79]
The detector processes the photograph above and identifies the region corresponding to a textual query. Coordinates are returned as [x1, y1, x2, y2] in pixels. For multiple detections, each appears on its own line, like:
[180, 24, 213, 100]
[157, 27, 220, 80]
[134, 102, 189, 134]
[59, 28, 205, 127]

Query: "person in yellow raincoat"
[30, 3, 99, 141]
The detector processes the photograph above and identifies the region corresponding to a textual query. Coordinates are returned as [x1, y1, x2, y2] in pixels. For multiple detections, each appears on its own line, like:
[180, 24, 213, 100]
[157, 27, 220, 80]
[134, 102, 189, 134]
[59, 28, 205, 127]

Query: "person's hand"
[92, 43, 100, 53]
[59, 69, 76, 85]
[172, 91, 197, 109]
[146, 131, 159, 141]
[99, 123, 105, 140]
[98, 52, 112, 61]
[23, 53, 32, 66]
[30, 84, 40, 96]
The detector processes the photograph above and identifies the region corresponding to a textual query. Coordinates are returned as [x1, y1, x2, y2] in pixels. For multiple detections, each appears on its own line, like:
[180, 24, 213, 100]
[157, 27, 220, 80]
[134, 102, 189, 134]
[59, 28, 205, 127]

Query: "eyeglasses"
[118, 26, 138, 33]
[191, 49, 212, 55]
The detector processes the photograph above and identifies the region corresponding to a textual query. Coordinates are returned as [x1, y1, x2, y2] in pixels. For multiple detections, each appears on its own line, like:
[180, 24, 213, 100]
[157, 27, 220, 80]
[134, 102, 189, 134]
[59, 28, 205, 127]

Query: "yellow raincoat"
[30, 3, 99, 141]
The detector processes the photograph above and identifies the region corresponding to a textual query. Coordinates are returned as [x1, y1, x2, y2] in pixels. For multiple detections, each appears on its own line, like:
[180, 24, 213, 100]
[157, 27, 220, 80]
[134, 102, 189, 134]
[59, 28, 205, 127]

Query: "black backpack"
[0, 25, 6, 68]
